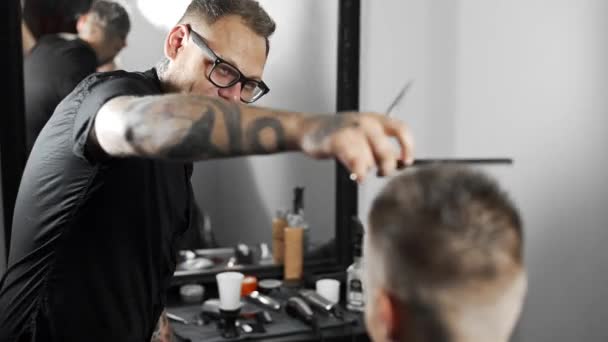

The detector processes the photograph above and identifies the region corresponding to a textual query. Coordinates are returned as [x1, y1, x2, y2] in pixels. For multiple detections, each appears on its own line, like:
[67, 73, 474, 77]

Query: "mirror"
[129, 0, 341, 276]
[19, 0, 346, 278]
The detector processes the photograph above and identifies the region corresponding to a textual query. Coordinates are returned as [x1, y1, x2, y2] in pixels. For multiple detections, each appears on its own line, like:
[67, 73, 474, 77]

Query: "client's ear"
[378, 289, 408, 341]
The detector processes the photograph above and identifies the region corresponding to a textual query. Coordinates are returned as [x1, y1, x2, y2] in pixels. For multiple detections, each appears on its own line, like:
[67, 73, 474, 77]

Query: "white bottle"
[346, 255, 364, 311]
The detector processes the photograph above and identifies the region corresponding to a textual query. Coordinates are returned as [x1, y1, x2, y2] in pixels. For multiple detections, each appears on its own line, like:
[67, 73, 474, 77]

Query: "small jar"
[180, 284, 205, 304]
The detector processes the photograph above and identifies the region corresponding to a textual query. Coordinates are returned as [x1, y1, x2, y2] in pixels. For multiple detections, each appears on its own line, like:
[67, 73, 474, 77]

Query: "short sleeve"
[71, 72, 159, 163]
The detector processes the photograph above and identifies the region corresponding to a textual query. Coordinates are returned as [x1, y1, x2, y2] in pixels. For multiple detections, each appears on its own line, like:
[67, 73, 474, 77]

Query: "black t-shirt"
[0, 69, 195, 341]
[24, 34, 98, 154]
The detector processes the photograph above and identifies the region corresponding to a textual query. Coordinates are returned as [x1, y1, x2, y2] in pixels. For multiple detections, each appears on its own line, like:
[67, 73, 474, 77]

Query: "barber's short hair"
[89, 0, 131, 40]
[368, 166, 523, 301]
[178, 0, 276, 55]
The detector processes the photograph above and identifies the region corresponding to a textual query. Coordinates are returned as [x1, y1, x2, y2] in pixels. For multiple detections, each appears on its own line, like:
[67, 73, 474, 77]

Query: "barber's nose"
[218, 83, 242, 103]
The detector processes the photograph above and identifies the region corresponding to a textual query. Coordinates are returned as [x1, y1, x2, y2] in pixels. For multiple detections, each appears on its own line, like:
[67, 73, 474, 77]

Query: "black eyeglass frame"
[187, 26, 270, 103]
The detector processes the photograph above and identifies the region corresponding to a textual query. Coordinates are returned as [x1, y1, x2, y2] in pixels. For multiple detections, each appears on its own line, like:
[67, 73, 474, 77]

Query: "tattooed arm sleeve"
[92, 94, 305, 161]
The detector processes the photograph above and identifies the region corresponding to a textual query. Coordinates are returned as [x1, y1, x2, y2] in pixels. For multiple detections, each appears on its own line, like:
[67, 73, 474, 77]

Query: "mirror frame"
[1, 0, 27, 272]
[334, 0, 360, 273]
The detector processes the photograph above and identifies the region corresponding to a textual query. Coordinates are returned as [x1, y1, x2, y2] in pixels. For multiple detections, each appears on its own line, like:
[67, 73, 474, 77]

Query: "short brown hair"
[368, 166, 523, 298]
[178, 0, 276, 55]
[89, 0, 131, 40]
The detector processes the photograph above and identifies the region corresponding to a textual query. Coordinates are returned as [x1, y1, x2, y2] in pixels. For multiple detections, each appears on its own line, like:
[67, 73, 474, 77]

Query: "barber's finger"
[366, 128, 399, 177]
[377, 151, 402, 176]
[384, 119, 415, 166]
[338, 139, 374, 183]
[349, 149, 375, 183]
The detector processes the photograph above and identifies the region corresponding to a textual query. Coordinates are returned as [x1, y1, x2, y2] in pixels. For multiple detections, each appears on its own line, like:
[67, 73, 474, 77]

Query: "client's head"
[364, 166, 526, 342]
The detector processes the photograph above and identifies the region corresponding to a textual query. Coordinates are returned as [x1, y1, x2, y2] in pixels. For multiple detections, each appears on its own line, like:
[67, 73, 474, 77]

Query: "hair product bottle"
[283, 226, 304, 281]
[272, 210, 288, 264]
[346, 216, 365, 312]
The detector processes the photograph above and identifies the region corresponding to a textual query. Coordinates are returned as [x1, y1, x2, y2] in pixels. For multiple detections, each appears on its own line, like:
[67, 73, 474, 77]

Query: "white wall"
[360, 0, 608, 341]
[119, 0, 339, 248]
[359, 0, 459, 216]
[454, 1, 608, 341]
[118, 0, 171, 71]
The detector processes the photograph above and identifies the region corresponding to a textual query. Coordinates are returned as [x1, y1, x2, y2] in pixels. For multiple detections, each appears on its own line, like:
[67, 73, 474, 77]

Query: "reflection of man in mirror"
[0, 0, 414, 341]
[23, 0, 130, 154]
[364, 166, 527, 342]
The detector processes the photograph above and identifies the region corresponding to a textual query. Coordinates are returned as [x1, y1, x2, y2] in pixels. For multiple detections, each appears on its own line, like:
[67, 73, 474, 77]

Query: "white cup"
[316, 278, 340, 304]
[216, 272, 245, 310]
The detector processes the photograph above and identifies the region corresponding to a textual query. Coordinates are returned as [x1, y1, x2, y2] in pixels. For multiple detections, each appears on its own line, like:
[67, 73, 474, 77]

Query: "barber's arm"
[93, 94, 414, 181]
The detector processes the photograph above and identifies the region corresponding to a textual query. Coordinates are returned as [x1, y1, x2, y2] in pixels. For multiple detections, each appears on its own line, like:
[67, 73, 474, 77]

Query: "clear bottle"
[346, 255, 364, 312]
[346, 216, 365, 312]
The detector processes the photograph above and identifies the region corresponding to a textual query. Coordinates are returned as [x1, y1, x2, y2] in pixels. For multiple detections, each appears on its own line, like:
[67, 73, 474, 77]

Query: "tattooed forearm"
[161, 104, 226, 159]
[245, 117, 287, 153]
[309, 113, 360, 144]
[213, 97, 243, 154]
[113, 94, 297, 161]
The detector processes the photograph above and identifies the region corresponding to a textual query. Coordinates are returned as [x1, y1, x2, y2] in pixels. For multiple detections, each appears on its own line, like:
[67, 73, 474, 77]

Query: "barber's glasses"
[188, 27, 270, 103]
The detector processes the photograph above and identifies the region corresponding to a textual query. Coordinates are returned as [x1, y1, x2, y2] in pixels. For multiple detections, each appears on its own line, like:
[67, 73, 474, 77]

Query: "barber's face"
[168, 16, 267, 103]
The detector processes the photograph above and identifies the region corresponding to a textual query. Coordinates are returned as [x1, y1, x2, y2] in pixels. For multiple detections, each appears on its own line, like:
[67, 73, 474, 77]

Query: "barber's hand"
[298, 112, 414, 183]
[151, 310, 174, 342]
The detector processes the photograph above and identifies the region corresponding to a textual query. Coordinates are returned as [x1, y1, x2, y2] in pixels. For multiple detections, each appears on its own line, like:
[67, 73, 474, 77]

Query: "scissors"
[386, 80, 512, 167]
[349, 81, 414, 181]
[348, 80, 513, 182]
[385, 80, 414, 116]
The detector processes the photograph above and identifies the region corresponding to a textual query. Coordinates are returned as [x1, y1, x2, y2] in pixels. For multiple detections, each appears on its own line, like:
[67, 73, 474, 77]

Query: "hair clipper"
[247, 291, 282, 311]
[285, 297, 315, 326]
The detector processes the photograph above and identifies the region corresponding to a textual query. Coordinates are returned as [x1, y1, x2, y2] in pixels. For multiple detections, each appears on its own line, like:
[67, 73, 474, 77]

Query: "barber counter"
[166, 276, 370, 342]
